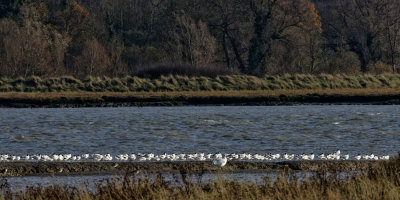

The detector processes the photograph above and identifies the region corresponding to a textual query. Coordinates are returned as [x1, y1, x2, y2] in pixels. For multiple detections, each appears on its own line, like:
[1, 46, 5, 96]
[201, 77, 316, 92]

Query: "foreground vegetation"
[1, 74, 400, 92]
[1, 158, 399, 199]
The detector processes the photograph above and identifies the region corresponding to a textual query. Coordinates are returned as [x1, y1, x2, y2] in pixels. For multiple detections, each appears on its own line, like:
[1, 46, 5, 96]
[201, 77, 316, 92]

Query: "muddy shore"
[1, 91, 400, 108]
[0, 160, 389, 177]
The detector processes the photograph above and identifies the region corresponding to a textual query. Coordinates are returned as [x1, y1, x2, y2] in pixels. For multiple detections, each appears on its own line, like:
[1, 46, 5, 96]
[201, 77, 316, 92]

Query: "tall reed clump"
[1, 158, 399, 199]
[0, 74, 399, 92]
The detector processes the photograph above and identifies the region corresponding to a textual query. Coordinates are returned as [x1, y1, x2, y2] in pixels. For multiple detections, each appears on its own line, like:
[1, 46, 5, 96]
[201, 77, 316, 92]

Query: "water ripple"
[0, 105, 398, 156]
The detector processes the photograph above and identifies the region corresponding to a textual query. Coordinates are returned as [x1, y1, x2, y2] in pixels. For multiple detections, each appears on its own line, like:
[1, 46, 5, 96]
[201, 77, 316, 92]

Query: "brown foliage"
[0, 4, 54, 77]
[367, 62, 394, 74]
[1, 0, 400, 78]
[73, 38, 111, 78]
[171, 14, 218, 66]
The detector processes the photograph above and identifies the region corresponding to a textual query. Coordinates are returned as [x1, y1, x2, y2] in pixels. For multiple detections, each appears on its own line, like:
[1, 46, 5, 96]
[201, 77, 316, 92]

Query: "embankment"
[1, 74, 400, 107]
[0, 89, 399, 107]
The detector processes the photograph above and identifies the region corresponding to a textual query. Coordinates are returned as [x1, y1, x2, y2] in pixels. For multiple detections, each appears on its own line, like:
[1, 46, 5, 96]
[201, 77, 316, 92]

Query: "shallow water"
[0, 105, 399, 156]
[1, 170, 359, 192]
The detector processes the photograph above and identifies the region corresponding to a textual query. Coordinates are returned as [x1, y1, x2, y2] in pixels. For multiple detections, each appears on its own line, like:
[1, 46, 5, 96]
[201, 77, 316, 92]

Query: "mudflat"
[0, 160, 388, 177]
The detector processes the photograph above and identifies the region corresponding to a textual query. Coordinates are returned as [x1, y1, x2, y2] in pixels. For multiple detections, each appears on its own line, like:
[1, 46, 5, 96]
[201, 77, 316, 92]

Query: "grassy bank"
[1, 159, 399, 199]
[1, 74, 400, 92]
[1, 74, 400, 107]
[1, 88, 400, 107]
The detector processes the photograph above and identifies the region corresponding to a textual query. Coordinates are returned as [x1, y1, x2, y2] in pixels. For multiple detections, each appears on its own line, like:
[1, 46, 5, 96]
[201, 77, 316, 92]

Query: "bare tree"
[0, 3, 55, 77]
[317, 0, 400, 72]
[74, 38, 111, 78]
[171, 13, 218, 66]
[247, 0, 323, 76]
[201, 0, 252, 72]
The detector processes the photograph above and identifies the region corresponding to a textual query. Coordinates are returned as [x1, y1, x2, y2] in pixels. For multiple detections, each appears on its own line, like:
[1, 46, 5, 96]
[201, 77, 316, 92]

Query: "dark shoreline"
[0, 160, 389, 177]
[1, 92, 400, 108]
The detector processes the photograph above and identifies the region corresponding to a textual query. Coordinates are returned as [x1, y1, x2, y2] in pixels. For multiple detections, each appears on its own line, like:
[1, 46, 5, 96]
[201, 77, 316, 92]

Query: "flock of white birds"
[0, 150, 391, 163]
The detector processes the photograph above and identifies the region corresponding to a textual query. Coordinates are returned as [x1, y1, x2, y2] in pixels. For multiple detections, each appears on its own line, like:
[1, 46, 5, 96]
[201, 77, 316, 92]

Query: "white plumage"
[213, 155, 227, 167]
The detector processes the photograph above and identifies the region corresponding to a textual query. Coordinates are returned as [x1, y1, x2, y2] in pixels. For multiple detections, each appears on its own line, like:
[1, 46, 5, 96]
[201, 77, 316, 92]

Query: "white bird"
[116, 154, 124, 161]
[63, 154, 72, 161]
[231, 153, 239, 160]
[104, 154, 113, 161]
[355, 154, 361, 160]
[213, 155, 227, 167]
[147, 153, 155, 159]
[300, 154, 309, 160]
[380, 155, 390, 160]
[130, 154, 137, 160]
[93, 154, 103, 161]
[198, 153, 207, 161]
[23, 155, 30, 161]
[369, 154, 376, 160]
[254, 154, 265, 160]
[139, 157, 147, 161]
[335, 150, 341, 159]
[42, 155, 52, 161]
[272, 154, 281, 160]
[283, 153, 290, 160]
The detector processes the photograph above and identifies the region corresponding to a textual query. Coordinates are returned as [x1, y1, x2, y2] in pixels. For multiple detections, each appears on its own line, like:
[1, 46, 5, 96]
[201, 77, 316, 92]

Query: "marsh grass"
[0, 74, 400, 92]
[1, 74, 400, 106]
[0, 158, 399, 199]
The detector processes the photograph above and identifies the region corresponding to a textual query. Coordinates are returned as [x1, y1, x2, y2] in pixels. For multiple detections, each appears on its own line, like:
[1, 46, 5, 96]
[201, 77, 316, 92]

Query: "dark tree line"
[0, 0, 399, 78]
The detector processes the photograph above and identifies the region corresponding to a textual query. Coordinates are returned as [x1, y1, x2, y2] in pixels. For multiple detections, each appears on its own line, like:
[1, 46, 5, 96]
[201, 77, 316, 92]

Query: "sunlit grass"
[0, 74, 399, 92]
[0, 74, 399, 106]
[0, 88, 398, 99]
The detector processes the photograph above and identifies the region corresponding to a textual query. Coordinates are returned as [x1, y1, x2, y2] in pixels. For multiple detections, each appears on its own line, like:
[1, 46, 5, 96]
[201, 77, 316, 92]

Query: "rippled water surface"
[0, 105, 399, 156]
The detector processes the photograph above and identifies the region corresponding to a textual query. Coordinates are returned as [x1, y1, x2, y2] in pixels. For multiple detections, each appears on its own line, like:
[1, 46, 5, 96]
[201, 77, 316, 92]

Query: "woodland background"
[0, 0, 399, 78]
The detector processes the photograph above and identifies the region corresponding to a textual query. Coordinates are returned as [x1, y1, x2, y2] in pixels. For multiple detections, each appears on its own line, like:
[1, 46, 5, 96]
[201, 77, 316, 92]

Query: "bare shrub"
[73, 38, 111, 78]
[170, 14, 218, 66]
[321, 51, 361, 75]
[366, 61, 394, 74]
[135, 63, 240, 78]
